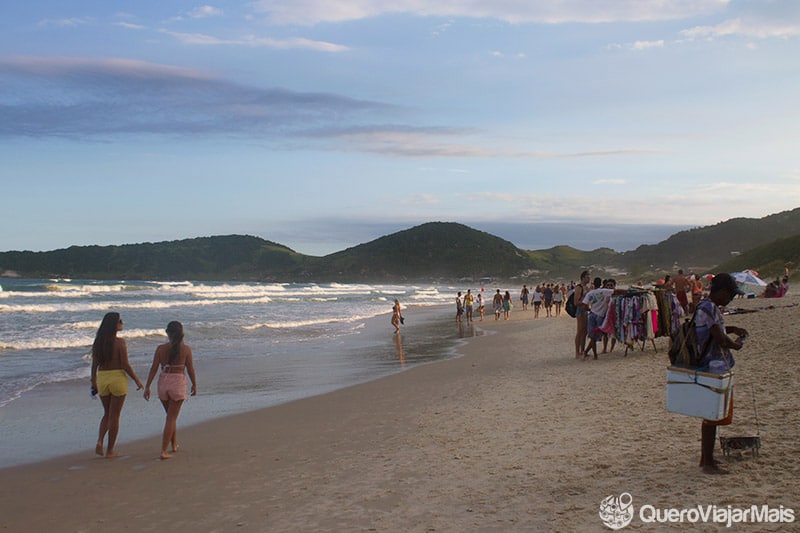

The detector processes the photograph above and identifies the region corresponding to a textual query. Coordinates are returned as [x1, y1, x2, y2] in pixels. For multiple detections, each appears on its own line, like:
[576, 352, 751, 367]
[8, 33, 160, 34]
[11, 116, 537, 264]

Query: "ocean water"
[0, 278, 488, 467]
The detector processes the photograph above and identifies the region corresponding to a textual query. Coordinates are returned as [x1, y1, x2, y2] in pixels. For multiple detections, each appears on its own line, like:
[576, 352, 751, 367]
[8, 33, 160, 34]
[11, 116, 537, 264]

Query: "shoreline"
[0, 303, 461, 468]
[2, 296, 799, 531]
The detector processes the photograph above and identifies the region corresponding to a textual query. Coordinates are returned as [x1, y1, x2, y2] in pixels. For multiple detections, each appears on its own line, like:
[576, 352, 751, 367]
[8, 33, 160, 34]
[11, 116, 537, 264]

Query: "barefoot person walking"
[144, 321, 197, 460]
[91, 312, 143, 458]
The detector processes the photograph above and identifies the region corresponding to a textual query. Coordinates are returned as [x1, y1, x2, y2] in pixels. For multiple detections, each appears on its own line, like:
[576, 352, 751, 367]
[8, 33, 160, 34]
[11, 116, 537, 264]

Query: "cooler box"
[666, 366, 733, 420]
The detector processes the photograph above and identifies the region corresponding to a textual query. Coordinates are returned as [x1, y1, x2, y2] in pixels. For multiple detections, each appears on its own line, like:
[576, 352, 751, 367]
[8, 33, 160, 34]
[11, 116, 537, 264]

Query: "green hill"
[0, 235, 306, 281]
[2, 209, 800, 283]
[612, 207, 800, 276]
[714, 234, 800, 280]
[310, 222, 531, 281]
[527, 245, 620, 280]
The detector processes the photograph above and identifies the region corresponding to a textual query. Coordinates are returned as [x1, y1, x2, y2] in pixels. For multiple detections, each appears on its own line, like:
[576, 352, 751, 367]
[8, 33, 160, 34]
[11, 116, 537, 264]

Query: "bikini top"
[161, 363, 185, 373]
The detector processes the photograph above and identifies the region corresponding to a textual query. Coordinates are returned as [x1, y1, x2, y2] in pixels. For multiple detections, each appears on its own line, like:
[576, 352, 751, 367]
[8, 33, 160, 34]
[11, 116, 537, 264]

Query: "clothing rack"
[598, 289, 683, 356]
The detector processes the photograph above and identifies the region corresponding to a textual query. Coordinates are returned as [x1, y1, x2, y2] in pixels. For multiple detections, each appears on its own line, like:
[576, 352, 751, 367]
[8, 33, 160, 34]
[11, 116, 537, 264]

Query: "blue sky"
[2, 1, 800, 256]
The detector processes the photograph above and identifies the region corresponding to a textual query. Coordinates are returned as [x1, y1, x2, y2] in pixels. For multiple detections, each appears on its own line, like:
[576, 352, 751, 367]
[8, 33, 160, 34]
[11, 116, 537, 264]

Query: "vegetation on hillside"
[613, 207, 800, 275]
[311, 222, 531, 281]
[714, 234, 799, 281]
[0, 235, 305, 281]
[1, 210, 799, 283]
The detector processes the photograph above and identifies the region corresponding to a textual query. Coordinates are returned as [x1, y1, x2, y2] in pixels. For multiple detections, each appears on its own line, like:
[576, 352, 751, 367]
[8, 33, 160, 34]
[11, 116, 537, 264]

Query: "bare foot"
[160, 452, 173, 460]
[171, 444, 180, 453]
[702, 464, 729, 475]
[105, 451, 122, 459]
[95, 442, 104, 456]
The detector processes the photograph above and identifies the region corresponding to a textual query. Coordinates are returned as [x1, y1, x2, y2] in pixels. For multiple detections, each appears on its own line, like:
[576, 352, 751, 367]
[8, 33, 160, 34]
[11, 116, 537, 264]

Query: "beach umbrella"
[731, 270, 767, 287]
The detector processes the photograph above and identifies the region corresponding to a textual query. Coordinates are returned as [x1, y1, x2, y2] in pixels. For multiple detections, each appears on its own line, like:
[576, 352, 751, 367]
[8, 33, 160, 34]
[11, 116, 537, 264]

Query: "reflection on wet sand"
[457, 322, 489, 338]
[394, 333, 405, 366]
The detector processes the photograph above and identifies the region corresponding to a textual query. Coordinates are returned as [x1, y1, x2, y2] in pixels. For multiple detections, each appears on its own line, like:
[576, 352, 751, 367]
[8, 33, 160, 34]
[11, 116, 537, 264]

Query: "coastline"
[0, 303, 461, 468]
[2, 295, 799, 531]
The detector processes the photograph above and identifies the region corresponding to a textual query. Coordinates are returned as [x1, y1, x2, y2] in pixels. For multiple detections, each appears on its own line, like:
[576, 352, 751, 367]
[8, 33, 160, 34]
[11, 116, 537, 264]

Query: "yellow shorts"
[97, 369, 128, 397]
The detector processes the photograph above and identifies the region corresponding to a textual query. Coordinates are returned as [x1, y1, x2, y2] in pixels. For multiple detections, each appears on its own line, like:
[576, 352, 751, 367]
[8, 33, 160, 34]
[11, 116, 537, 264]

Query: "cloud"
[455, 183, 800, 227]
[681, 12, 800, 40]
[114, 22, 146, 30]
[314, 127, 663, 159]
[631, 39, 664, 50]
[0, 56, 666, 160]
[250, 0, 729, 26]
[188, 5, 224, 18]
[0, 56, 387, 140]
[37, 17, 92, 28]
[160, 30, 349, 51]
[399, 193, 441, 206]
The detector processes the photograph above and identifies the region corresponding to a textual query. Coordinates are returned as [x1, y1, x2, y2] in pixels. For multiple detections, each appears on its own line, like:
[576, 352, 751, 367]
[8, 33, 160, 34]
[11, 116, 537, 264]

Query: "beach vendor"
[695, 273, 747, 475]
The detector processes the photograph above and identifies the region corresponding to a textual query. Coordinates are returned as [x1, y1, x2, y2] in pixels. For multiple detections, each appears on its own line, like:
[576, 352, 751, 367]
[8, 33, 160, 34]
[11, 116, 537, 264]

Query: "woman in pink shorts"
[144, 321, 197, 460]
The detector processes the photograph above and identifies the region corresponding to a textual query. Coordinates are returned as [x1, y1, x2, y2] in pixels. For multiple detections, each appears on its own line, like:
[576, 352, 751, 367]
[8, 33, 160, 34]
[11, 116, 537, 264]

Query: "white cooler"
[666, 366, 734, 420]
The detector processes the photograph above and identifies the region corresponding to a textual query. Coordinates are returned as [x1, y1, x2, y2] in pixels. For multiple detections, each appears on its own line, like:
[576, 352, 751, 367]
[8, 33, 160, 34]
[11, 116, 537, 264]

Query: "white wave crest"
[0, 327, 165, 351]
[243, 311, 385, 330]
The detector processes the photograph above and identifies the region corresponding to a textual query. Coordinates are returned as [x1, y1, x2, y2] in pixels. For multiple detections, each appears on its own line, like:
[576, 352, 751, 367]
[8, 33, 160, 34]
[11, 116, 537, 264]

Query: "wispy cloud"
[456, 183, 799, 227]
[681, 17, 800, 40]
[631, 39, 664, 50]
[114, 21, 146, 30]
[0, 56, 667, 160]
[0, 56, 384, 139]
[316, 127, 663, 159]
[37, 17, 92, 28]
[399, 193, 441, 206]
[161, 30, 349, 51]
[250, 0, 729, 26]
[188, 5, 224, 19]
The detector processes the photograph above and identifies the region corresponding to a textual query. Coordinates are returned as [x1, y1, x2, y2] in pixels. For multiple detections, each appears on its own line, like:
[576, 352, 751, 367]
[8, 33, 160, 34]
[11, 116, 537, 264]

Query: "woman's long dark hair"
[92, 312, 120, 366]
[165, 321, 184, 365]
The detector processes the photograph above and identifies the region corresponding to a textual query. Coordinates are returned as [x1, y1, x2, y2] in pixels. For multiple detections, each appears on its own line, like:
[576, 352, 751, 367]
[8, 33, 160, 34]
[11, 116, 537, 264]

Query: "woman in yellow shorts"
[91, 312, 143, 458]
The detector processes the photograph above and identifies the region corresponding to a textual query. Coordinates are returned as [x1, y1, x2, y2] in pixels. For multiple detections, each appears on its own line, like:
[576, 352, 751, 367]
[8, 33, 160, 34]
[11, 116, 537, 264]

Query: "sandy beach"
[2, 293, 799, 532]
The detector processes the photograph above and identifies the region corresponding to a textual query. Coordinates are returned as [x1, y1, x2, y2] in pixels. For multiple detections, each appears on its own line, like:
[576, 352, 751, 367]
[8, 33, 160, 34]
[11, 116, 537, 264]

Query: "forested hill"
[315, 222, 532, 280]
[0, 235, 307, 281]
[1, 211, 799, 282]
[613, 207, 800, 274]
[0, 223, 599, 282]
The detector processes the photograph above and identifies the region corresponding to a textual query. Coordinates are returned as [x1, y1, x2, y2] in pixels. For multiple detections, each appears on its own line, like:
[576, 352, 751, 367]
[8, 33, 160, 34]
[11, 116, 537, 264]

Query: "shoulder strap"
[692, 302, 715, 358]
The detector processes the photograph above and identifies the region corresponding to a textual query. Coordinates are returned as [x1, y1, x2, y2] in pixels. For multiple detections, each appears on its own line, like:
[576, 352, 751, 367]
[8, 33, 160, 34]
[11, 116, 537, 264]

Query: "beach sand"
[2, 295, 799, 532]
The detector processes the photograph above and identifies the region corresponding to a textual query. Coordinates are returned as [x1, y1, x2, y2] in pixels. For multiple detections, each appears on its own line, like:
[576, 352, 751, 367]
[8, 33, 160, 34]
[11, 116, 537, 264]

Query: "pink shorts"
[158, 372, 187, 402]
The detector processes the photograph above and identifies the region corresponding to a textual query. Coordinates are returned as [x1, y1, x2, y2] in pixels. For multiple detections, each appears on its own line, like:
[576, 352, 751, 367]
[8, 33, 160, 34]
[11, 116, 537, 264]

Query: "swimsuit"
[96, 369, 128, 397]
[158, 365, 188, 401]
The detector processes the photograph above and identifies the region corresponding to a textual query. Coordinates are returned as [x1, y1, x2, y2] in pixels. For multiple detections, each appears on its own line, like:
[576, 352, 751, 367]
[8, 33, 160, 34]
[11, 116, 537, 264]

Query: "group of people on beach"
[520, 283, 568, 317]
[451, 284, 570, 325]
[658, 268, 706, 313]
[91, 312, 197, 460]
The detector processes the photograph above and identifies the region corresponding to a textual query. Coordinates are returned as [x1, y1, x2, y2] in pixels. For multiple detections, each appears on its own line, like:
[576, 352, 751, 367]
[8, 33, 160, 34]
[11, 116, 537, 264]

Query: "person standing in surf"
[391, 299, 403, 333]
